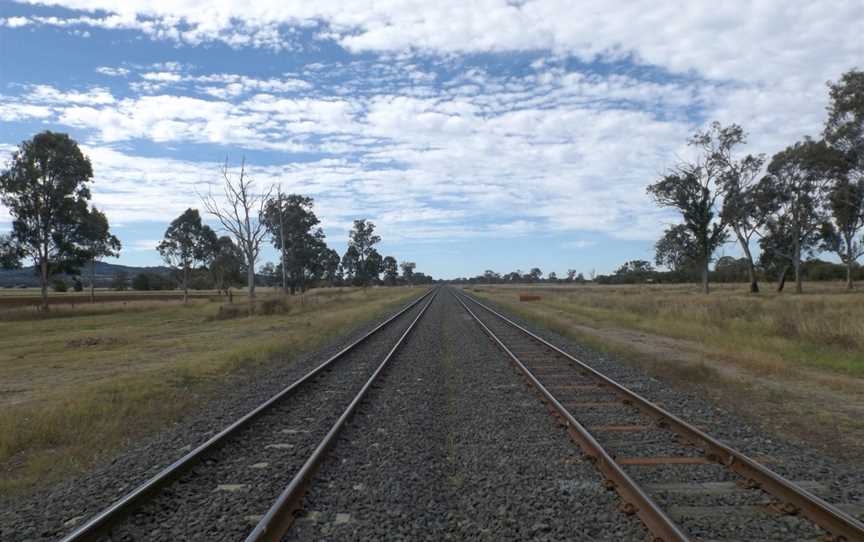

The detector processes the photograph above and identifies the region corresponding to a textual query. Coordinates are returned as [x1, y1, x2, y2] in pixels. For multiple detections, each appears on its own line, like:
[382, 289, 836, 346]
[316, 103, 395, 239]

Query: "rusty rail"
[60, 287, 436, 542]
[246, 288, 438, 541]
[456, 289, 864, 542]
[453, 290, 687, 542]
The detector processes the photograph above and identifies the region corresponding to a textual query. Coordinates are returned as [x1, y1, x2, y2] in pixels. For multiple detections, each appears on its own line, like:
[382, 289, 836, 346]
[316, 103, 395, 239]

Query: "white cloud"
[2, 1, 861, 254]
[96, 66, 130, 77]
[129, 239, 161, 251]
[8, 1, 860, 84]
[28, 85, 115, 106]
[2, 16, 31, 28]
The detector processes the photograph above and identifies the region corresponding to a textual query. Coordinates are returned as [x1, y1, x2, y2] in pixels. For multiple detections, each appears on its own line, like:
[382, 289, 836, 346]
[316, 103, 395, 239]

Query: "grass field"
[0, 286, 426, 495]
[468, 282, 864, 463]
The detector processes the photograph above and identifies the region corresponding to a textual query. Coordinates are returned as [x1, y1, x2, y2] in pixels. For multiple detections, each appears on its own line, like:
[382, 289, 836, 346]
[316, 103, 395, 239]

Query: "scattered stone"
[298, 511, 323, 522]
[214, 484, 248, 492]
[63, 516, 84, 528]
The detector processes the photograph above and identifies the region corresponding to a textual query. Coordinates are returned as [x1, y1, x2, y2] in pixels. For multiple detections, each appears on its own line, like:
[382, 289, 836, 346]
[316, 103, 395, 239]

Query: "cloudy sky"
[0, 1, 861, 278]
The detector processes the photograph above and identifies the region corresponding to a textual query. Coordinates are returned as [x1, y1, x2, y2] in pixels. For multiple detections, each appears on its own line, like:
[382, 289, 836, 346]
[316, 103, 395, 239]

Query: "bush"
[111, 271, 129, 291]
[52, 278, 68, 292]
[131, 272, 174, 291]
[72, 277, 84, 292]
[131, 273, 151, 291]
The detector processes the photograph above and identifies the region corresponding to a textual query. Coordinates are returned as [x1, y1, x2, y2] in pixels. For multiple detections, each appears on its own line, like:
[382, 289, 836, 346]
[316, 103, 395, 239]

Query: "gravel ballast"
[285, 288, 647, 541]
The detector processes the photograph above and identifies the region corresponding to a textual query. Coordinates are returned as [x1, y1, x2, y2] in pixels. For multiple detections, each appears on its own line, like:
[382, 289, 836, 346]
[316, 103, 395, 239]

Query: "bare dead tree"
[200, 157, 273, 308]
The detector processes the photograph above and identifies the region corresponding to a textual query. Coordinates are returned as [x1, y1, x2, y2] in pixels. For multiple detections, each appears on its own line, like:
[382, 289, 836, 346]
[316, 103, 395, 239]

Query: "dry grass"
[475, 282, 864, 376]
[468, 282, 864, 463]
[0, 286, 426, 495]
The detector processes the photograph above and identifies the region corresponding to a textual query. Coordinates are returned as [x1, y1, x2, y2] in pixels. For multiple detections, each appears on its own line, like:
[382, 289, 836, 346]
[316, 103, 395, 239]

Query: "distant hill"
[0, 261, 171, 287]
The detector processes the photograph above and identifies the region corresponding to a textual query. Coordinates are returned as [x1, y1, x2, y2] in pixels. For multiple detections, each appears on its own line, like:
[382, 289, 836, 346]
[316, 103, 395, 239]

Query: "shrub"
[131, 272, 173, 291]
[111, 271, 129, 291]
[52, 278, 68, 292]
[131, 273, 151, 291]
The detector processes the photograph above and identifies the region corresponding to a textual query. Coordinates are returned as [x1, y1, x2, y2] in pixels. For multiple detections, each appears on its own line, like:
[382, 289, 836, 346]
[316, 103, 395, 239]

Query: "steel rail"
[246, 287, 439, 541]
[452, 289, 688, 542]
[458, 289, 864, 542]
[60, 287, 436, 542]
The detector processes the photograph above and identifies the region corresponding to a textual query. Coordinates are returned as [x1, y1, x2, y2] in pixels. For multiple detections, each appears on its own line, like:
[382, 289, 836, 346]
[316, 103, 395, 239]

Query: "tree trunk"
[777, 265, 789, 292]
[701, 257, 710, 294]
[183, 266, 189, 304]
[735, 230, 759, 293]
[90, 258, 96, 303]
[793, 236, 803, 294]
[247, 256, 256, 315]
[40, 257, 49, 312]
[845, 236, 855, 290]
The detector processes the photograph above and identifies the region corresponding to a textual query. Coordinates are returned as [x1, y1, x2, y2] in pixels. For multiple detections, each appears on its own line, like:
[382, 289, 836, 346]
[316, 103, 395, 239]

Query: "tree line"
[0, 132, 431, 310]
[451, 268, 589, 284]
[590, 257, 863, 286]
[648, 68, 863, 294]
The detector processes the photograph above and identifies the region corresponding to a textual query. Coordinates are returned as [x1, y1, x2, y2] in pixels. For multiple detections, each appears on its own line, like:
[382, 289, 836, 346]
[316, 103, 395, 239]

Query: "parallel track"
[61, 287, 437, 542]
[454, 289, 864, 542]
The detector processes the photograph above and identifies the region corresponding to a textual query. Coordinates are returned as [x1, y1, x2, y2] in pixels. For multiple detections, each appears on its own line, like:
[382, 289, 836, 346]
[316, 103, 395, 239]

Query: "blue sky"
[1, 1, 861, 279]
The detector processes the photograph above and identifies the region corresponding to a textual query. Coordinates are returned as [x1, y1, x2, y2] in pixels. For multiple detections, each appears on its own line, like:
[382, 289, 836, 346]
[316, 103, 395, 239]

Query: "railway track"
[59, 287, 438, 542]
[454, 289, 864, 542]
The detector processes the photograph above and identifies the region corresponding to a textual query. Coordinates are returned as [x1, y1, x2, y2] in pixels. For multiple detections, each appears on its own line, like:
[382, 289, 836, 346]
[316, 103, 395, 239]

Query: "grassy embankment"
[0, 286, 425, 496]
[468, 282, 864, 463]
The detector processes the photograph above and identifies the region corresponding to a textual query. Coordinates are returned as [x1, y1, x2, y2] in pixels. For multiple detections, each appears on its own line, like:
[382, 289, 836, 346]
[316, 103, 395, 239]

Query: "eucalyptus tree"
[341, 245, 359, 285]
[0, 233, 22, 269]
[654, 224, 699, 276]
[691, 122, 768, 292]
[822, 69, 864, 289]
[820, 177, 864, 289]
[347, 219, 381, 287]
[382, 256, 398, 285]
[205, 234, 244, 298]
[364, 249, 383, 284]
[262, 193, 326, 294]
[79, 207, 121, 302]
[400, 261, 416, 284]
[648, 158, 726, 294]
[321, 248, 341, 286]
[760, 139, 839, 293]
[0, 131, 94, 310]
[758, 215, 797, 291]
[157, 208, 213, 303]
[824, 69, 864, 185]
[201, 158, 272, 305]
